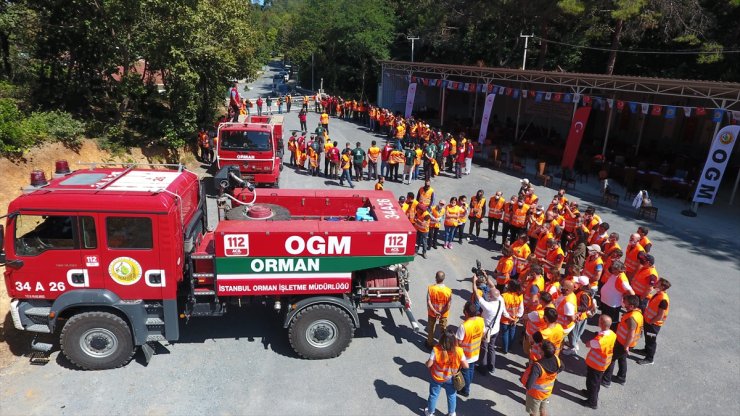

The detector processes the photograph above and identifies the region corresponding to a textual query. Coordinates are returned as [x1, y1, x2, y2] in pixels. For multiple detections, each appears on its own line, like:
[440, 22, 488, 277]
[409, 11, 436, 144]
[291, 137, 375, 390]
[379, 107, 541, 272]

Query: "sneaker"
[423, 408, 432, 416]
[637, 359, 654, 366]
[613, 376, 626, 385]
[580, 399, 598, 410]
[601, 381, 611, 388]
[420, 253, 427, 259]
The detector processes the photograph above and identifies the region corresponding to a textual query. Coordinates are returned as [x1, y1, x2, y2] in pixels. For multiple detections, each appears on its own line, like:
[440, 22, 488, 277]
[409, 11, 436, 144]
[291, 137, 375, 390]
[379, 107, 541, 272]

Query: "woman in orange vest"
[424, 327, 468, 416]
[583, 314, 616, 409]
[442, 197, 460, 249]
[494, 246, 515, 291]
[521, 340, 563, 416]
[500, 280, 524, 354]
[429, 200, 445, 250]
[456, 301, 485, 397]
[486, 191, 505, 243]
[455, 195, 469, 244]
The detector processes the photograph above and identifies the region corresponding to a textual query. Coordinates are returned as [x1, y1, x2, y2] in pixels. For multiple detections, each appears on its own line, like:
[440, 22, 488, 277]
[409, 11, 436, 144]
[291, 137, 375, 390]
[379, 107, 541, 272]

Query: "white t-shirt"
[601, 273, 633, 308]
[477, 296, 510, 335]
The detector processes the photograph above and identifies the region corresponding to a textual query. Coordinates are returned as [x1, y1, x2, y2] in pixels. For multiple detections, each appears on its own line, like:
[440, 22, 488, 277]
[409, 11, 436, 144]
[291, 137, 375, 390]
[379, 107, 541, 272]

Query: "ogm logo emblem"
[108, 257, 143, 285]
[719, 132, 734, 145]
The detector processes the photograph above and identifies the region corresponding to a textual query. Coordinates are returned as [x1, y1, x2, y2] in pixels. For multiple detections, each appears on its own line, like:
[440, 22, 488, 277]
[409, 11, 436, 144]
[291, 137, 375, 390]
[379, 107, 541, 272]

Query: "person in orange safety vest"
[582, 314, 616, 409]
[426, 271, 452, 347]
[521, 340, 564, 416]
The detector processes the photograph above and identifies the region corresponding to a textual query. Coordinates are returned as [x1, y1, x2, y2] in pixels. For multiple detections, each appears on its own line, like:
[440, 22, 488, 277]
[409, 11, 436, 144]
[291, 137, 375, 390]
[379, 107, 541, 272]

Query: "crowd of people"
[415, 178, 671, 415]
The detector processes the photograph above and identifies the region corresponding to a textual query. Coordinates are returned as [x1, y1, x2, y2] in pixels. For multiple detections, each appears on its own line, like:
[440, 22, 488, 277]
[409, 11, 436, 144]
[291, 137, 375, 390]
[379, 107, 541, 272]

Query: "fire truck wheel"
[60, 311, 135, 370]
[288, 304, 353, 359]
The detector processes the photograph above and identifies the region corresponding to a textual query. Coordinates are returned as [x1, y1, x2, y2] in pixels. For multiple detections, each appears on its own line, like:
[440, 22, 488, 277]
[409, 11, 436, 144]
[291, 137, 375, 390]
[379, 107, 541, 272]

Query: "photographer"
[472, 273, 510, 376]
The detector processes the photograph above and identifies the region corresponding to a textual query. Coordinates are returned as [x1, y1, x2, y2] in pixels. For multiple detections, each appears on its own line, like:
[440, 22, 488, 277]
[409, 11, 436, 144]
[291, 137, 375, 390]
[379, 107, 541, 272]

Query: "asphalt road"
[1, 62, 739, 416]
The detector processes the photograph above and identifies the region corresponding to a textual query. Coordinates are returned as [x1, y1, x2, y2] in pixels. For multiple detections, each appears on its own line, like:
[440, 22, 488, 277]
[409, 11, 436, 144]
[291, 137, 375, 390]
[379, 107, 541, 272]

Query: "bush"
[0, 100, 86, 154]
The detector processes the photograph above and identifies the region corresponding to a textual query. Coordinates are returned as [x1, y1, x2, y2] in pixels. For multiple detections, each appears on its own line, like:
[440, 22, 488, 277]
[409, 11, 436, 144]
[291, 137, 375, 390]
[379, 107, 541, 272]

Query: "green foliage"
[0, 98, 85, 154]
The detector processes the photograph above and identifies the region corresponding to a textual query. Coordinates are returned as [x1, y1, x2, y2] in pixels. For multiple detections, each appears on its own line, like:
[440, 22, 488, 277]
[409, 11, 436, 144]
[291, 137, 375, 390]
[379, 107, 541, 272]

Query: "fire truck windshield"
[220, 130, 272, 152]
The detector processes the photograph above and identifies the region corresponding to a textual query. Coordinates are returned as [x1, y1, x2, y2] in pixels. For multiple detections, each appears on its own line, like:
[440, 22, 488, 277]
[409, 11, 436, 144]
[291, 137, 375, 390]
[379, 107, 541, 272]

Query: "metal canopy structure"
[381, 60, 740, 109]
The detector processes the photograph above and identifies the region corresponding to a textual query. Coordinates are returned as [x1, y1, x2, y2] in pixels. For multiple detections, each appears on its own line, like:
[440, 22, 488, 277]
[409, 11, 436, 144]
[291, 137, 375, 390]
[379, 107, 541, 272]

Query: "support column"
[602, 95, 616, 156]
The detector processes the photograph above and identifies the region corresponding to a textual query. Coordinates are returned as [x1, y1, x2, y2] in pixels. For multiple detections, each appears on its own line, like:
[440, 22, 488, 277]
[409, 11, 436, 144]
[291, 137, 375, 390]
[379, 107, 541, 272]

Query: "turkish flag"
[582, 95, 592, 105]
[695, 107, 707, 116]
[553, 93, 562, 102]
[529, 90, 536, 98]
[616, 100, 625, 112]
[561, 106, 592, 169]
[505, 88, 512, 96]
[651, 105, 662, 116]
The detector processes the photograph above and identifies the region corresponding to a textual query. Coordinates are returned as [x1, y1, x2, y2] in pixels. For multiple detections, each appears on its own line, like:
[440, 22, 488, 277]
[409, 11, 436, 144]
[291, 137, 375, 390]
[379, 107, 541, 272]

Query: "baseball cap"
[521, 178, 530, 185]
[587, 244, 602, 253]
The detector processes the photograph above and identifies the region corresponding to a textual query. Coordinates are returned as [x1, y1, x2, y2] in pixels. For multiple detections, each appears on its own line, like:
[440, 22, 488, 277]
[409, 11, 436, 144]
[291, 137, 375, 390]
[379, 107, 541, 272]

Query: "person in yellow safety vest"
[509, 199, 530, 244]
[500, 280, 524, 354]
[402, 192, 419, 222]
[635, 278, 671, 365]
[467, 190, 486, 240]
[388, 147, 404, 182]
[374, 175, 384, 191]
[416, 179, 435, 211]
[429, 200, 445, 250]
[521, 340, 564, 416]
[603, 294, 643, 387]
[529, 307, 564, 362]
[320, 110, 330, 134]
[367, 140, 381, 180]
[588, 222, 610, 247]
[510, 233, 532, 278]
[426, 271, 452, 347]
[456, 301, 485, 397]
[287, 132, 297, 166]
[624, 233, 647, 278]
[582, 314, 616, 410]
[339, 151, 354, 188]
[455, 195, 469, 244]
[414, 204, 431, 259]
[442, 197, 461, 249]
[424, 327, 468, 416]
[486, 191, 505, 243]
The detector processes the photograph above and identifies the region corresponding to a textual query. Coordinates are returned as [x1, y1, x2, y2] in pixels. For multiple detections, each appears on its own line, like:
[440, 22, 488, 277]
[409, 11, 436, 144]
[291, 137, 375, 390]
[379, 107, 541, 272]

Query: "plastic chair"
[535, 161, 551, 187]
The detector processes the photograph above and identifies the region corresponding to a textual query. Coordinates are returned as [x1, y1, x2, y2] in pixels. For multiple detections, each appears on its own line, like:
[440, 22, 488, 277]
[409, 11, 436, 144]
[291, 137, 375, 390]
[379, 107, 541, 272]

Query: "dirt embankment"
[0, 139, 199, 369]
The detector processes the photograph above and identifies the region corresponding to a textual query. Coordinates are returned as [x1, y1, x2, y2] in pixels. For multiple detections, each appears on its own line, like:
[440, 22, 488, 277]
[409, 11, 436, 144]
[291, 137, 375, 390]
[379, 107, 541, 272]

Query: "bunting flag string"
[384, 71, 735, 120]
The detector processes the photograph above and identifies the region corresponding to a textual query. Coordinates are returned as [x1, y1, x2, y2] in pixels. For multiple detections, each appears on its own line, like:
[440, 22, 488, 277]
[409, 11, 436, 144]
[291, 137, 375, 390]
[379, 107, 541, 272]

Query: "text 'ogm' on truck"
[1, 162, 418, 370]
[215, 115, 284, 188]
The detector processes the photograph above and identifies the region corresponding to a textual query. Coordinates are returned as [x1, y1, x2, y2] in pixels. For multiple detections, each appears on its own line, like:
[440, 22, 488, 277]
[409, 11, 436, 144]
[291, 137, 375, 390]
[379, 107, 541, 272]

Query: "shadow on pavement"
[393, 356, 429, 382]
[373, 379, 425, 414]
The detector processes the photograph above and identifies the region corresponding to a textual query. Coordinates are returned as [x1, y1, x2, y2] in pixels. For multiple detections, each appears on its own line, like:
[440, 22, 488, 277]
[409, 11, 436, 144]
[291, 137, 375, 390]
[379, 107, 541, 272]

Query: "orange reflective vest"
[523, 275, 545, 314]
[563, 210, 579, 232]
[501, 292, 523, 325]
[469, 197, 486, 219]
[616, 309, 644, 348]
[556, 292, 577, 331]
[534, 232, 552, 259]
[487, 197, 505, 219]
[632, 266, 658, 299]
[418, 187, 434, 207]
[510, 205, 529, 228]
[457, 203, 469, 224]
[495, 256, 514, 286]
[530, 324, 564, 361]
[430, 206, 444, 229]
[585, 330, 616, 371]
[414, 210, 431, 233]
[368, 146, 380, 163]
[444, 205, 461, 227]
[520, 356, 562, 400]
[430, 345, 464, 383]
[645, 291, 670, 326]
[510, 241, 531, 273]
[624, 244, 645, 276]
[528, 212, 545, 239]
[576, 288, 593, 321]
[583, 256, 604, 290]
[427, 284, 452, 318]
[198, 132, 210, 148]
[460, 317, 485, 361]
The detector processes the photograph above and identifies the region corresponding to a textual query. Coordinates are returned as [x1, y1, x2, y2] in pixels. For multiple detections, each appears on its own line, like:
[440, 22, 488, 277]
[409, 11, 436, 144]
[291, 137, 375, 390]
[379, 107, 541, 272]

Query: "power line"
[533, 36, 740, 55]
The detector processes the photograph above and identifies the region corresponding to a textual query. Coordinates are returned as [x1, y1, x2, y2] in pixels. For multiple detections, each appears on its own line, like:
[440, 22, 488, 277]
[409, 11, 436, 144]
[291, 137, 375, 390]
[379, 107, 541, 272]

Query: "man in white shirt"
[471, 275, 511, 375]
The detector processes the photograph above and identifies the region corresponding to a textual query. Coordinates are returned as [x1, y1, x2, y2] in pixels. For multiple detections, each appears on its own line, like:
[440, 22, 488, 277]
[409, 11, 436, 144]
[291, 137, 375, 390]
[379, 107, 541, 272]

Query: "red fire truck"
[215, 115, 284, 188]
[1, 162, 417, 370]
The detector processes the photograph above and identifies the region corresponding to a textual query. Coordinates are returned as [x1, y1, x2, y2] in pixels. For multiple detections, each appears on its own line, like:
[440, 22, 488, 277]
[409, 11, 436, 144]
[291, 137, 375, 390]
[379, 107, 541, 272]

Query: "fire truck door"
[8, 213, 92, 298]
[95, 214, 164, 299]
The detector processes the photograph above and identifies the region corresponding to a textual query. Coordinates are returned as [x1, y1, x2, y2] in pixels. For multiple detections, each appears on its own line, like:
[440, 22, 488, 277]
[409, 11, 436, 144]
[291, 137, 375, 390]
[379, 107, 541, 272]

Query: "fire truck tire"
[288, 304, 353, 359]
[60, 311, 135, 370]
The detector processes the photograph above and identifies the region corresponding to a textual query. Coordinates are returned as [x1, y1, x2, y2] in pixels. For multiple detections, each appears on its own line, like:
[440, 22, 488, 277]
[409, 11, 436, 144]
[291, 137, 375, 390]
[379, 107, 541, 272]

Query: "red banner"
[561, 106, 592, 169]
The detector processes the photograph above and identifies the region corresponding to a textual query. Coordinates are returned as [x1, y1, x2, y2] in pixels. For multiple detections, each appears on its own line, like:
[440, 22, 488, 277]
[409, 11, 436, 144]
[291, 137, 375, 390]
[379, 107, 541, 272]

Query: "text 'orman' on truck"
[1, 162, 418, 370]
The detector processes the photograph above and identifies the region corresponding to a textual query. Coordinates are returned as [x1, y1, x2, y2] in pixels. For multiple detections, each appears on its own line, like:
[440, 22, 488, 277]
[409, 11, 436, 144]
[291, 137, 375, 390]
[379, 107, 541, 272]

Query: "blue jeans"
[427, 379, 457, 415]
[339, 169, 354, 187]
[381, 161, 389, 178]
[500, 323, 518, 353]
[571, 319, 587, 348]
[444, 226, 456, 244]
[461, 363, 476, 395]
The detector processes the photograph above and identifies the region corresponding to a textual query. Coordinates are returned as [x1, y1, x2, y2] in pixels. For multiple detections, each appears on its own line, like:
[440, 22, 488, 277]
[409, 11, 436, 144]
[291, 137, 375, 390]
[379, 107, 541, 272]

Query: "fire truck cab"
[215, 116, 284, 188]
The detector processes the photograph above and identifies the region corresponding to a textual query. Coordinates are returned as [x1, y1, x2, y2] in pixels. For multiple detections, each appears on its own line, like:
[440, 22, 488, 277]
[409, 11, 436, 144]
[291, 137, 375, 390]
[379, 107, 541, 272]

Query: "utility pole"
[407, 35, 419, 62]
[311, 53, 315, 91]
[520, 33, 534, 70]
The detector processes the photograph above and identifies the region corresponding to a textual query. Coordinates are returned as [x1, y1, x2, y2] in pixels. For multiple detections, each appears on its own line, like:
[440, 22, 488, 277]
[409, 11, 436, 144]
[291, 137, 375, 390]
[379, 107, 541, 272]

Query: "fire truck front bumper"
[9, 299, 23, 330]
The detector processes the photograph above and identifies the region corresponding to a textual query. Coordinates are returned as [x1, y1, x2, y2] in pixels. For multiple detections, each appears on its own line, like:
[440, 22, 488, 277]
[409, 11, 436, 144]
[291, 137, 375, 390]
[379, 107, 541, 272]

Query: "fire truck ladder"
[187, 253, 225, 317]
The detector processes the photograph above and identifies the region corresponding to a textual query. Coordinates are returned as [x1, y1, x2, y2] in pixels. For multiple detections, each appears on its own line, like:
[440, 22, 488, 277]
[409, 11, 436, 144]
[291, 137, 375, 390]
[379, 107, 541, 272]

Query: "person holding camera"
[471, 274, 510, 376]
